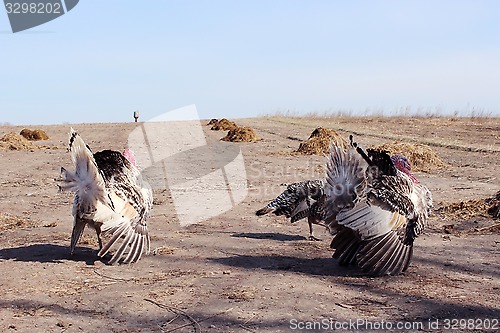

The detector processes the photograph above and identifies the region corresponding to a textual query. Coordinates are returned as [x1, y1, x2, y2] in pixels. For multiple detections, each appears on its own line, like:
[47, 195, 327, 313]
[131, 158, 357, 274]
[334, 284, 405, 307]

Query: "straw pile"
[210, 118, 238, 131]
[20, 128, 49, 141]
[0, 132, 36, 151]
[295, 128, 347, 155]
[0, 213, 34, 232]
[435, 191, 500, 233]
[209, 118, 260, 142]
[435, 198, 490, 220]
[372, 142, 446, 172]
[221, 126, 260, 142]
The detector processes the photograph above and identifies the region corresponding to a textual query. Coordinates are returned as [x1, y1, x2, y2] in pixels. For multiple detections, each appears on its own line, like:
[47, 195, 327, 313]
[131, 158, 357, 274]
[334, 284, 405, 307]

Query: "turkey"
[323, 136, 432, 276]
[256, 179, 328, 240]
[59, 128, 153, 264]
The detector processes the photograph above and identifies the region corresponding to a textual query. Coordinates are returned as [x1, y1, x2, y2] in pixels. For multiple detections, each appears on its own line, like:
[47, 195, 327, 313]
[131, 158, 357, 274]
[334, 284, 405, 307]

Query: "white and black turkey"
[59, 128, 153, 264]
[256, 179, 327, 240]
[324, 136, 432, 276]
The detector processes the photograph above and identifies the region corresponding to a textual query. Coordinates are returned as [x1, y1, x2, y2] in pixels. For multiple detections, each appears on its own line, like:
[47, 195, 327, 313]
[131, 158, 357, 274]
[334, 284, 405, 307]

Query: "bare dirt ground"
[0, 117, 498, 333]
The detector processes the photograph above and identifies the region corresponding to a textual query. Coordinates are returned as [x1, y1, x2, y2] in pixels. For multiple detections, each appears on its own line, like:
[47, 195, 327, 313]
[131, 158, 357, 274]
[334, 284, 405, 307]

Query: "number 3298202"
[5, 2, 62, 14]
[443, 318, 498, 330]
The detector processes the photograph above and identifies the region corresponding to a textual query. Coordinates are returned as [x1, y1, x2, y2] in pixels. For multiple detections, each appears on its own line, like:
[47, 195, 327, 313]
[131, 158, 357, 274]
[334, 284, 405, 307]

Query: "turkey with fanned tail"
[59, 128, 153, 264]
[256, 179, 327, 240]
[324, 136, 432, 276]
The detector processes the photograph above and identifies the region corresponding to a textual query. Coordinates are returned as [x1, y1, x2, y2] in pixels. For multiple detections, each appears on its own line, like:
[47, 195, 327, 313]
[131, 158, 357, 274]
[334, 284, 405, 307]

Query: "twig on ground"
[145, 298, 202, 333]
[475, 222, 500, 232]
[239, 313, 258, 332]
[145, 298, 234, 333]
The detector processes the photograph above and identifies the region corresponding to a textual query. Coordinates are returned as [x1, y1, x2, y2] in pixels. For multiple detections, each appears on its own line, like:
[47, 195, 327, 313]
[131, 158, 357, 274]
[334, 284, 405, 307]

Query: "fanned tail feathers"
[98, 218, 150, 264]
[324, 135, 432, 276]
[59, 128, 110, 216]
[324, 140, 367, 222]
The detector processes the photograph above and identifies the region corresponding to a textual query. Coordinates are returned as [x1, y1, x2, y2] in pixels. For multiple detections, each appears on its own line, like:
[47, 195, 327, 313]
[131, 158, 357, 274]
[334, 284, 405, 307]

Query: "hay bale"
[295, 128, 347, 155]
[32, 129, 49, 140]
[211, 118, 238, 131]
[435, 198, 490, 220]
[19, 129, 32, 139]
[0, 132, 36, 150]
[221, 126, 259, 142]
[207, 118, 219, 126]
[373, 142, 446, 172]
[20, 128, 49, 141]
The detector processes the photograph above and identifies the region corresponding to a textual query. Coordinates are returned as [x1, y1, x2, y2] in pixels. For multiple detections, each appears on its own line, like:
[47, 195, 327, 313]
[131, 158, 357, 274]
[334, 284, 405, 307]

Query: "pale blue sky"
[1, 1, 499, 125]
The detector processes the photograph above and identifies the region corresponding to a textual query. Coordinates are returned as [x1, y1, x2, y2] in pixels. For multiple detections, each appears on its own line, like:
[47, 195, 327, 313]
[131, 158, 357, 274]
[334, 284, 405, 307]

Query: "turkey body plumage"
[324, 137, 433, 276]
[256, 179, 327, 240]
[59, 129, 153, 264]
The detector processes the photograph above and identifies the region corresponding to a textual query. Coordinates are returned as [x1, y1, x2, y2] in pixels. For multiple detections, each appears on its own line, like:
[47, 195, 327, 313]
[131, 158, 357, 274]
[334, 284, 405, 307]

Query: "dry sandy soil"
[0, 117, 499, 333]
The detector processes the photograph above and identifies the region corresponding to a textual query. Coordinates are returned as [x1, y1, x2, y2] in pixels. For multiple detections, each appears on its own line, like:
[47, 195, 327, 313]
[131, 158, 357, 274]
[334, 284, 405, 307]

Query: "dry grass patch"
[221, 126, 260, 142]
[223, 288, 256, 301]
[373, 141, 447, 172]
[152, 246, 177, 255]
[0, 213, 36, 231]
[295, 128, 347, 155]
[79, 233, 100, 247]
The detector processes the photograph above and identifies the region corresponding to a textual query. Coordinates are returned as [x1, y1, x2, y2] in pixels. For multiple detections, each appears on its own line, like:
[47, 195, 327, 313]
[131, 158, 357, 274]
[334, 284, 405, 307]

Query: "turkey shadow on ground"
[231, 232, 307, 241]
[210, 254, 361, 277]
[0, 243, 106, 265]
